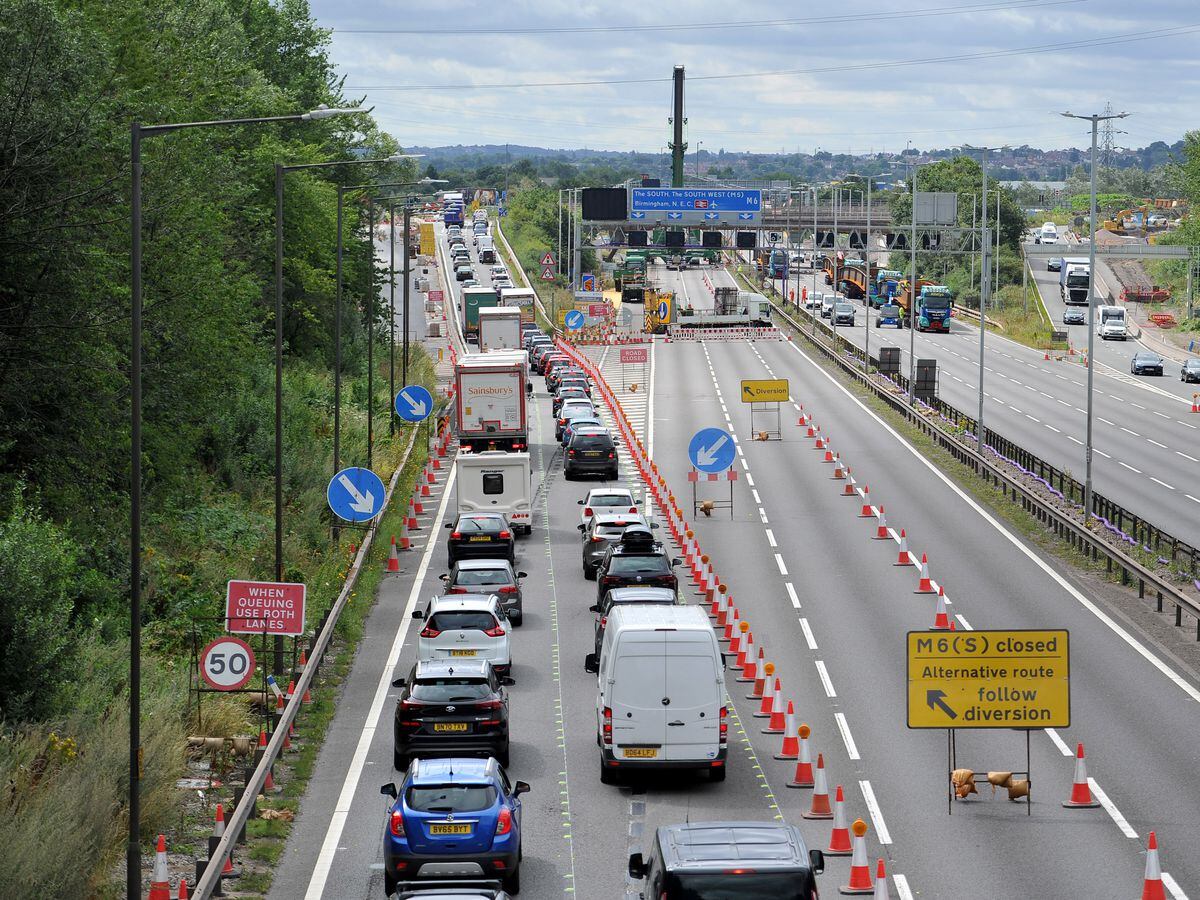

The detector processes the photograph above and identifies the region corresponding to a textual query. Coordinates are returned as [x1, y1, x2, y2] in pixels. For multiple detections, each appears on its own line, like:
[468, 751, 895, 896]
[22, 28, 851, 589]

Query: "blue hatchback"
[381, 757, 528, 895]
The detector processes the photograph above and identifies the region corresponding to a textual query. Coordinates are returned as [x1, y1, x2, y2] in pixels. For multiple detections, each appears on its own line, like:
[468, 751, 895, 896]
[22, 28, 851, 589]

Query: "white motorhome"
[454, 451, 533, 535]
[1096, 304, 1127, 341]
[1038, 222, 1059, 245]
[585, 605, 727, 784]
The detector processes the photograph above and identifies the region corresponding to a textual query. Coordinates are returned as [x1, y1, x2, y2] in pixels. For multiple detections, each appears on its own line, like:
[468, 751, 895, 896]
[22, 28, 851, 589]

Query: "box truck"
[460, 286, 499, 341]
[454, 451, 533, 535]
[500, 287, 537, 324]
[478, 307, 524, 352]
[454, 351, 529, 452]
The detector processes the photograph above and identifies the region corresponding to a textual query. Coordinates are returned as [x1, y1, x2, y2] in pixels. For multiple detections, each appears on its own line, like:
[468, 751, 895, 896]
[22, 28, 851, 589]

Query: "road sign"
[395, 384, 434, 422]
[327, 467, 386, 523]
[769, 232, 782, 244]
[564, 309, 585, 331]
[741, 379, 789, 403]
[540, 266, 555, 281]
[657, 299, 669, 320]
[226, 580, 307, 636]
[906, 629, 1070, 729]
[631, 189, 762, 213]
[498, 207, 507, 217]
[688, 427, 736, 474]
[630, 211, 646, 219]
[581, 273, 596, 292]
[738, 212, 756, 220]
[704, 212, 720, 220]
[667, 212, 683, 220]
[588, 304, 609, 318]
[540, 251, 556, 266]
[200, 636, 256, 691]
[620, 347, 648, 364]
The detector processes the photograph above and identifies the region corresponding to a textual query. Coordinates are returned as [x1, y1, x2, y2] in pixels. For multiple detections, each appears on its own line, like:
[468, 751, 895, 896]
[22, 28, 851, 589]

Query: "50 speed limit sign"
[200, 636, 256, 691]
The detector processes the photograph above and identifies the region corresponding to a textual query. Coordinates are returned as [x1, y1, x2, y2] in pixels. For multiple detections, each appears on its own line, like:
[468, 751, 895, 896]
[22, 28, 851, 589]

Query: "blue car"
[381, 757, 529, 895]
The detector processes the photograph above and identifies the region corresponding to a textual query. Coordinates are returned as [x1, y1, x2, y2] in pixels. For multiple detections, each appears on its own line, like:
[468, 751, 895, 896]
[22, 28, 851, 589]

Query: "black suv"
[628, 822, 825, 899]
[595, 526, 680, 600]
[565, 430, 619, 481]
[590, 586, 678, 657]
[392, 659, 513, 770]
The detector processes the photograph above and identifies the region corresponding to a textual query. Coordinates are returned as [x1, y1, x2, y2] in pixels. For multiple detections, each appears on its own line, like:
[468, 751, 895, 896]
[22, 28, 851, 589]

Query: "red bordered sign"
[199, 636, 257, 691]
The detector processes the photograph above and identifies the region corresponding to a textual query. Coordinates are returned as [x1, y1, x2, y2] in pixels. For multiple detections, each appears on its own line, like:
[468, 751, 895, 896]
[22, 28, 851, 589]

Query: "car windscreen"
[428, 611, 497, 632]
[608, 554, 670, 576]
[455, 568, 511, 586]
[880, 305, 899, 316]
[406, 784, 497, 813]
[923, 298, 952, 310]
[572, 434, 614, 451]
[410, 679, 493, 702]
[457, 517, 503, 533]
[669, 871, 811, 899]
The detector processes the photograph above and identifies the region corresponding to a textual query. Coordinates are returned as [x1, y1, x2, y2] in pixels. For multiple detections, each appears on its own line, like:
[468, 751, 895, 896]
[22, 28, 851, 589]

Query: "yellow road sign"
[906, 630, 1069, 729]
[740, 379, 790, 403]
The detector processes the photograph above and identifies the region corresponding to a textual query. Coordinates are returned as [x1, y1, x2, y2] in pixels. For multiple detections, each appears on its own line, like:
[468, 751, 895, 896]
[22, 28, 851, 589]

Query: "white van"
[454, 451, 533, 535]
[1096, 304, 1127, 340]
[585, 605, 727, 784]
[1039, 222, 1059, 245]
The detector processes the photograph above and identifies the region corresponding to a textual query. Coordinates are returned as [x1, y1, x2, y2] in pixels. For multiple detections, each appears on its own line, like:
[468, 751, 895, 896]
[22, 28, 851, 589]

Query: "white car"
[413, 595, 512, 676]
[490, 265, 508, 280]
[578, 488, 639, 526]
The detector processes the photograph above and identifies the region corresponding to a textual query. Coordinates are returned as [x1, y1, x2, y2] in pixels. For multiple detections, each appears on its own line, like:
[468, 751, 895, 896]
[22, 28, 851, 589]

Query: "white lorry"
[478, 306, 523, 352]
[585, 605, 727, 785]
[500, 287, 537, 324]
[1096, 304, 1128, 340]
[478, 235, 496, 264]
[454, 351, 529, 451]
[454, 450, 533, 535]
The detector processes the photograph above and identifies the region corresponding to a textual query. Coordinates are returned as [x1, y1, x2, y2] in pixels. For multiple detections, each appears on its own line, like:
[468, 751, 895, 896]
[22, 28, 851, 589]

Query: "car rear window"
[591, 494, 630, 507]
[594, 524, 631, 540]
[410, 679, 493, 702]
[670, 871, 810, 898]
[428, 611, 498, 632]
[458, 516, 503, 533]
[407, 784, 497, 813]
[608, 554, 670, 576]
[455, 568, 510, 586]
[572, 434, 614, 451]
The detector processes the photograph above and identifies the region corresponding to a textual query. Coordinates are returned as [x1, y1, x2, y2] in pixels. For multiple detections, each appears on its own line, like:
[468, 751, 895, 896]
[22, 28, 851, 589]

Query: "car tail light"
[568, 449, 576, 458]
[719, 705, 728, 745]
[607, 452, 615, 459]
[477, 699, 502, 711]
[484, 624, 507, 637]
[447, 586, 468, 594]
[599, 616, 607, 628]
[450, 531, 462, 539]
[584, 507, 593, 517]
[498, 586, 518, 594]
[590, 535, 605, 543]
[419, 626, 441, 638]
[499, 530, 511, 539]
[723, 869, 757, 875]
[602, 706, 613, 747]
[389, 810, 405, 837]
[558, 418, 566, 426]
[494, 807, 513, 836]
[628, 507, 637, 513]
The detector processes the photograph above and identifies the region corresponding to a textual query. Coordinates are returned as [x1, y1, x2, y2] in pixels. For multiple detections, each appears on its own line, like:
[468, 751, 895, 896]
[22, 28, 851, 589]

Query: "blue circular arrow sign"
[688, 427, 735, 474]
[657, 299, 669, 320]
[394, 384, 434, 423]
[564, 309, 585, 331]
[327, 467, 386, 523]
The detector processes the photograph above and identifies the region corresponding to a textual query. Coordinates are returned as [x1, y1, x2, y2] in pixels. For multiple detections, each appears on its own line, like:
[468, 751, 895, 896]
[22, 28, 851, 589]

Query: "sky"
[310, 0, 1200, 156]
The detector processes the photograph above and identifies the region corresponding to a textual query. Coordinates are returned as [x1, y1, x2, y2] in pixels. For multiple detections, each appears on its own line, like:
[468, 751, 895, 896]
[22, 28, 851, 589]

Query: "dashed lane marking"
[1163, 873, 1190, 900]
[858, 780, 892, 844]
[774, 553, 788, 576]
[1150, 477, 1175, 490]
[798, 617, 817, 649]
[1045, 728, 1073, 757]
[765, 528, 778, 548]
[835, 712, 860, 760]
[894, 874, 915, 900]
[785, 582, 801, 609]
[814, 660, 836, 698]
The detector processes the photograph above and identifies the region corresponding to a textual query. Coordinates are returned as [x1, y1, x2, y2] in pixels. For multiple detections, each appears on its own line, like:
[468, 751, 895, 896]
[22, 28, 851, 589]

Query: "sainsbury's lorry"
[454, 351, 529, 452]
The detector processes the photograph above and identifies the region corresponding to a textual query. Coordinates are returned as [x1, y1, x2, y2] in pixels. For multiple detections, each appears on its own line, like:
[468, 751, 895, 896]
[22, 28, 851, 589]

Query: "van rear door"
[661, 638, 722, 761]
[610, 638, 667, 760]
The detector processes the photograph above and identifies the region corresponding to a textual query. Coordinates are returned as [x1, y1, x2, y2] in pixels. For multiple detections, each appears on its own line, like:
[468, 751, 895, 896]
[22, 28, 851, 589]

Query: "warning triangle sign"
[540, 266, 556, 281]
[540, 251, 556, 266]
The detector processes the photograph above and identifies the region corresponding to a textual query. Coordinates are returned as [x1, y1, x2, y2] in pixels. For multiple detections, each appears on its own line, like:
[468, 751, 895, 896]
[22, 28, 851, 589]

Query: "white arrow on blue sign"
[738, 212, 755, 220]
[667, 212, 683, 220]
[704, 212, 720, 220]
[564, 309, 585, 331]
[395, 384, 434, 423]
[630, 211, 646, 219]
[327, 467, 386, 522]
[688, 427, 736, 473]
[657, 299, 669, 320]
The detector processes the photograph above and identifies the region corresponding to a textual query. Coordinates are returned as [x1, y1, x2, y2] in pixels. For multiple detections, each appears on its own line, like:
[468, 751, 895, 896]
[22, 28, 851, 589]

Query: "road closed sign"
[906, 629, 1069, 729]
[199, 636, 256, 691]
[226, 580, 307, 636]
[620, 347, 648, 364]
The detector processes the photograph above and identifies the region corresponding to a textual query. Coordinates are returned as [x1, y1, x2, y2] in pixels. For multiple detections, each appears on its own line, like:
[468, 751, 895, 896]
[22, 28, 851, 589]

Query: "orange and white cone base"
[802, 753, 834, 820]
[872, 860, 891, 900]
[825, 785, 853, 855]
[839, 819, 875, 895]
[774, 703, 799, 759]
[148, 834, 171, 900]
[1142, 831, 1166, 900]
[787, 725, 815, 788]
[1062, 743, 1101, 808]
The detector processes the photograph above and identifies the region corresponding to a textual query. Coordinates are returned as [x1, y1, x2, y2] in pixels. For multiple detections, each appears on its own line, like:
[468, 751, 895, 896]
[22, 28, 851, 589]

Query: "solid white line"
[305, 466, 457, 900]
[893, 874, 915, 900]
[774, 553, 788, 575]
[858, 780, 892, 844]
[814, 660, 836, 697]
[765, 528, 777, 548]
[779, 339, 1200, 706]
[835, 712, 860, 760]
[1162, 872, 1189, 900]
[1087, 778, 1138, 839]
[785, 582, 801, 609]
[799, 617, 818, 649]
[1044, 728, 1073, 757]
[1150, 477, 1175, 491]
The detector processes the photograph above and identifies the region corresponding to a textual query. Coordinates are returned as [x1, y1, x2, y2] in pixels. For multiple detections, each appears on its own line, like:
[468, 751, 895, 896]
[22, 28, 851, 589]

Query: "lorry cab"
[455, 451, 533, 536]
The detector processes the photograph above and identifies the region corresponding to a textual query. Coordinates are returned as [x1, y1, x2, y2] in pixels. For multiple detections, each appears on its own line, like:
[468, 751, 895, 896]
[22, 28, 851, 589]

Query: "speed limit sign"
[200, 636, 256, 691]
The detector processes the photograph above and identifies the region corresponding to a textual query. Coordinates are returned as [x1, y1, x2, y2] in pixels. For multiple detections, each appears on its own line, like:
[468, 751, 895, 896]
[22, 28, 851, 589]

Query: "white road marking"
[858, 780, 892, 844]
[1177, 451, 1199, 462]
[752, 488, 762, 504]
[1044, 728, 1073, 757]
[765, 528, 777, 548]
[1151, 477, 1175, 490]
[814, 660, 836, 697]
[798, 616, 817, 649]
[955, 614, 972, 630]
[1120, 426, 1139, 436]
[774, 553, 788, 575]
[745, 472, 755, 487]
[1045, 425, 1061, 433]
[1163, 873, 1190, 900]
[894, 875, 915, 900]
[785, 582, 801, 609]
[1068, 435, 1084, 445]
[1187, 494, 1200, 505]
[1087, 778, 1138, 839]
[835, 713, 860, 760]
[1119, 462, 1142, 474]
[1095, 449, 1112, 459]
[759, 508, 770, 523]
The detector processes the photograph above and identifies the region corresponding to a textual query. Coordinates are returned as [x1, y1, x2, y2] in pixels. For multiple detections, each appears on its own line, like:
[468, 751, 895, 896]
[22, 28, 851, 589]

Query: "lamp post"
[128, 103, 359, 900]
[1061, 109, 1129, 524]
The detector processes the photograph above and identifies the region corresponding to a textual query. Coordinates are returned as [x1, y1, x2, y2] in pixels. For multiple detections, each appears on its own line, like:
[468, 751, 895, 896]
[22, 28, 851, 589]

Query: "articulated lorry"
[460, 286, 500, 342]
[454, 351, 530, 452]
[1059, 257, 1091, 305]
[897, 281, 953, 332]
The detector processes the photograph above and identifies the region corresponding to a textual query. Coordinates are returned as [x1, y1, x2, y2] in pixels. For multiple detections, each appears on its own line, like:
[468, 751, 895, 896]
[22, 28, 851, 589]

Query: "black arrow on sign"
[926, 689, 957, 719]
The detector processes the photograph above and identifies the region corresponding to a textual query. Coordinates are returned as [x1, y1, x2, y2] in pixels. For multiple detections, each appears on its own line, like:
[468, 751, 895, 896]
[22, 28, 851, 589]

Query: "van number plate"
[623, 747, 658, 759]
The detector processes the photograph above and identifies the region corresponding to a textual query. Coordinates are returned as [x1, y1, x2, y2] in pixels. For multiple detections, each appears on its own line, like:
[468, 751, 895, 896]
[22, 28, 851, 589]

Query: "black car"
[1047, 257, 1064, 272]
[832, 302, 856, 326]
[554, 376, 591, 398]
[1063, 308, 1087, 326]
[441, 559, 527, 625]
[455, 265, 474, 282]
[546, 364, 585, 394]
[1131, 351, 1165, 376]
[445, 513, 516, 567]
[578, 513, 651, 579]
[628, 822, 825, 900]
[565, 430, 619, 481]
[590, 587, 678, 657]
[1182, 359, 1200, 383]
[392, 659, 513, 769]
[595, 527, 680, 601]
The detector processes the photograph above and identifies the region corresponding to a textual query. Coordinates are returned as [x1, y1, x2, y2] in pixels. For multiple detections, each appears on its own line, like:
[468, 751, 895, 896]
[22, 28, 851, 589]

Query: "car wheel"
[511, 607, 523, 626]
[600, 757, 618, 785]
[502, 864, 521, 894]
[393, 748, 408, 770]
[708, 765, 727, 783]
[498, 744, 511, 769]
[584, 566, 596, 581]
[384, 869, 397, 896]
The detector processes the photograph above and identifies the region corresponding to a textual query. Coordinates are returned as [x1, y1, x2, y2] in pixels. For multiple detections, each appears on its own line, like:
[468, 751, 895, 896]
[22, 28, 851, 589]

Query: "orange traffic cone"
[722, 607, 740, 642]
[764, 692, 788, 735]
[737, 644, 761, 684]
[148, 834, 171, 900]
[734, 629, 753, 671]
[894, 530, 912, 566]
[212, 804, 235, 876]
[832, 459, 846, 480]
[1062, 743, 1101, 808]
[823, 446, 835, 463]
[406, 498, 419, 530]
[826, 785, 853, 855]
[747, 658, 771, 700]
[178, 879, 189, 899]
[858, 486, 873, 517]
[815, 434, 827, 450]
[797, 407, 809, 426]
[802, 753, 834, 819]
[729, 619, 747, 656]
[412, 491, 424, 515]
[386, 536, 400, 573]
[932, 588, 951, 630]
[297, 651, 313, 704]
[873, 507, 889, 540]
[872, 860, 891, 900]
[774, 703, 800, 759]
[788, 724, 815, 788]
[915, 553, 935, 593]
[843, 472, 858, 496]
[756, 677, 782, 719]
[839, 819, 874, 894]
[1141, 831, 1166, 900]
[399, 517, 411, 550]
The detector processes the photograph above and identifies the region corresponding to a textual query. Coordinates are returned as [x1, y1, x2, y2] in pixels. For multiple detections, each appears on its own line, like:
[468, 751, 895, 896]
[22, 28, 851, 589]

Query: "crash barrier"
[665, 325, 783, 342]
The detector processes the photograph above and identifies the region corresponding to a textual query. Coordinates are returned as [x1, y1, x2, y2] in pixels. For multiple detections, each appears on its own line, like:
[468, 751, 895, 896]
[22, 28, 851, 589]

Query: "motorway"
[265, 227, 1200, 899]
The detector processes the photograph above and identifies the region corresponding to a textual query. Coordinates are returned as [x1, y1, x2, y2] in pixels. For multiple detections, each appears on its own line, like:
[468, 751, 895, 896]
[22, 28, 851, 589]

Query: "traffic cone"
[737, 644, 761, 684]
[797, 407, 809, 426]
[748, 659, 772, 701]
[299, 656, 312, 704]
[839, 819, 874, 895]
[815, 434, 827, 450]
[823, 446, 835, 463]
[787, 724, 815, 788]
[894, 530, 912, 566]
[802, 754, 834, 819]
[825, 786, 853, 855]
[406, 498, 418, 530]
[426, 465, 436, 485]
[714, 588, 728, 624]
[729, 619, 746, 656]
[1141, 832, 1166, 900]
[872, 860, 891, 900]
[858, 486, 873, 517]
[843, 472, 858, 496]
[399, 517, 411, 550]
[764, 692, 788, 735]
[932, 588, 951, 630]
[915, 553, 935, 593]
[148, 834, 171, 900]
[1192, 394, 1200, 414]
[774, 703, 800, 759]
[873, 507, 889, 540]
[756, 677, 781, 719]
[1062, 743, 1101, 808]
[178, 879, 189, 900]
[806, 422, 817, 438]
[212, 804, 236, 876]
[722, 607, 740, 642]
[832, 459, 846, 479]
[413, 491, 424, 515]
[386, 536, 400, 573]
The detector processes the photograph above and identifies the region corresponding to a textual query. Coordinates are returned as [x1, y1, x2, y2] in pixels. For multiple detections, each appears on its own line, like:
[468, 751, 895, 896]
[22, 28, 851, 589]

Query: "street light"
[1061, 109, 1129, 525]
[844, 171, 896, 375]
[904, 158, 936, 404]
[128, 102, 361, 900]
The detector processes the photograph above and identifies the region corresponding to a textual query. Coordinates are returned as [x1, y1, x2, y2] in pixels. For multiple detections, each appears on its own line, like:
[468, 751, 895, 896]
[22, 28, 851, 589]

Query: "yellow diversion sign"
[740, 379, 789, 403]
[906, 629, 1069, 729]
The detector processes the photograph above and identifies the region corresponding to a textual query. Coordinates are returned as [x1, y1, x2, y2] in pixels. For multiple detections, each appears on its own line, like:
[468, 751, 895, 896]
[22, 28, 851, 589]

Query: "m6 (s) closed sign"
[200, 637, 256, 691]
